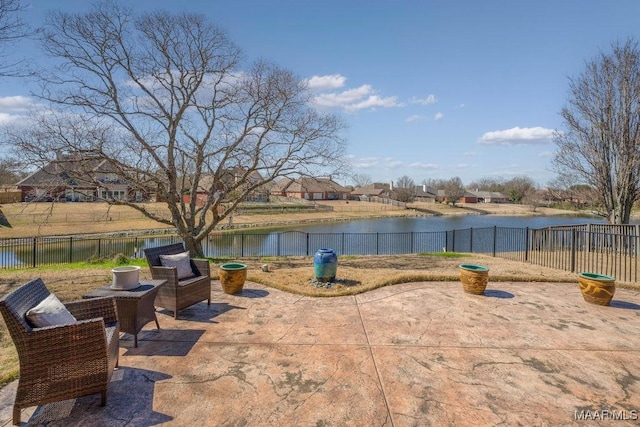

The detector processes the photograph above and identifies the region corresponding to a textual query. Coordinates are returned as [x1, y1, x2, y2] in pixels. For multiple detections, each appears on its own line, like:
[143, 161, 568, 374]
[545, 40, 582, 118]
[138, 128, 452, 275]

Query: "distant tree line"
[351, 173, 538, 205]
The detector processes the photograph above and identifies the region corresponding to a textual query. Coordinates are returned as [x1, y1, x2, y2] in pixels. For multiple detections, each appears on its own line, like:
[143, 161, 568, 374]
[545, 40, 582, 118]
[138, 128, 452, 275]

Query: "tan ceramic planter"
[459, 264, 489, 295]
[578, 272, 615, 306]
[219, 263, 247, 294]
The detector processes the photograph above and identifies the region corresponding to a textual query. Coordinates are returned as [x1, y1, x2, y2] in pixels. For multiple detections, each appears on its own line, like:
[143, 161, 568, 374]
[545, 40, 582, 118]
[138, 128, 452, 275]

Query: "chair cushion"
[160, 251, 194, 279]
[26, 293, 77, 328]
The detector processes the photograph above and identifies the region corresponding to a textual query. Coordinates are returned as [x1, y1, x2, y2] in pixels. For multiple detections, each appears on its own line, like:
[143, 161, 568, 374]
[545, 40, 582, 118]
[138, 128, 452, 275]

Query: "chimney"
[423, 184, 427, 192]
[390, 180, 393, 190]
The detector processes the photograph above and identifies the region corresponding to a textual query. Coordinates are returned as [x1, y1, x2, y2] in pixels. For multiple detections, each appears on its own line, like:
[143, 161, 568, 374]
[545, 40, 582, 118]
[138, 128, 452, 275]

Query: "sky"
[2, 0, 640, 188]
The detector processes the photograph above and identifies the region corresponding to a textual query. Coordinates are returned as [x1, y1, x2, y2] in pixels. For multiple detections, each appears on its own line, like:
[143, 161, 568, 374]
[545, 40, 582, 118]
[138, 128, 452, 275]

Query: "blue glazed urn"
[314, 248, 338, 282]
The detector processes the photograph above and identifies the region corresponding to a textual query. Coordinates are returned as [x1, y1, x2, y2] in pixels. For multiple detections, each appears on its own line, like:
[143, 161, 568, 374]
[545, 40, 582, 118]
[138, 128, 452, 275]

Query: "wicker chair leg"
[101, 390, 107, 406]
[174, 310, 178, 320]
[13, 406, 20, 425]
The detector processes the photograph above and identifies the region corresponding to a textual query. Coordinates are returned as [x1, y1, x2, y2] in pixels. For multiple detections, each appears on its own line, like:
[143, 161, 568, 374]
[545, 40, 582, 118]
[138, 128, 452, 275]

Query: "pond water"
[265, 214, 613, 234]
[1, 213, 632, 267]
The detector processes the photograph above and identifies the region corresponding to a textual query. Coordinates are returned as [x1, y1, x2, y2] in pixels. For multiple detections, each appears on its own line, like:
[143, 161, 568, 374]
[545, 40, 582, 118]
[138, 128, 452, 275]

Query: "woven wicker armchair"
[144, 243, 211, 319]
[0, 278, 119, 425]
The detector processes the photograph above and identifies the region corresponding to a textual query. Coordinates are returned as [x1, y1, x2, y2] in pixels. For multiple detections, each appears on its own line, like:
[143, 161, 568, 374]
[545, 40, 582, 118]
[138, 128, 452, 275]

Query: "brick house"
[469, 191, 510, 203]
[16, 156, 144, 202]
[182, 168, 269, 206]
[271, 177, 350, 200]
[350, 183, 394, 201]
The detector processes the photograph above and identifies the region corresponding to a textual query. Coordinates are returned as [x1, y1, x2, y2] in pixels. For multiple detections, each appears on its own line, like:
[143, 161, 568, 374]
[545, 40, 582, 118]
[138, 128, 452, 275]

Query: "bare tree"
[351, 173, 372, 188]
[552, 39, 640, 224]
[394, 175, 415, 202]
[503, 176, 536, 203]
[8, 2, 346, 256]
[442, 176, 466, 205]
[423, 178, 445, 190]
[547, 175, 598, 210]
[467, 177, 505, 192]
[0, 0, 33, 77]
[0, 158, 26, 185]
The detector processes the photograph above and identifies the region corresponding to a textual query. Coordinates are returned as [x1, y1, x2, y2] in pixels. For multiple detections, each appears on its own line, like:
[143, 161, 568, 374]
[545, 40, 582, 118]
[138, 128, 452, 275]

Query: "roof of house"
[413, 185, 438, 197]
[470, 191, 509, 199]
[274, 177, 350, 194]
[271, 177, 294, 193]
[351, 182, 392, 196]
[436, 190, 478, 199]
[16, 156, 114, 188]
[194, 169, 265, 192]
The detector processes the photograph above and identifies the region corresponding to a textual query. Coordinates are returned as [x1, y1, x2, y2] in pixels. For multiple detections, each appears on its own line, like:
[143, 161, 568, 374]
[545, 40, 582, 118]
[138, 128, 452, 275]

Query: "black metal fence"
[1, 224, 638, 283]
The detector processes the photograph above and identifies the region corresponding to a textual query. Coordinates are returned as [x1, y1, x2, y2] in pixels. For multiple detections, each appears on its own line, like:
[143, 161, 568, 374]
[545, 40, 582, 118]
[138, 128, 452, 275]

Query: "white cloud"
[538, 150, 553, 157]
[409, 162, 438, 170]
[314, 85, 373, 108]
[387, 160, 404, 169]
[454, 103, 465, 109]
[0, 112, 22, 125]
[409, 94, 437, 105]
[478, 126, 556, 145]
[350, 156, 380, 168]
[462, 151, 476, 157]
[434, 112, 444, 121]
[0, 96, 39, 127]
[312, 82, 401, 113]
[345, 94, 400, 113]
[456, 163, 469, 169]
[305, 74, 347, 90]
[0, 96, 34, 111]
[405, 115, 421, 123]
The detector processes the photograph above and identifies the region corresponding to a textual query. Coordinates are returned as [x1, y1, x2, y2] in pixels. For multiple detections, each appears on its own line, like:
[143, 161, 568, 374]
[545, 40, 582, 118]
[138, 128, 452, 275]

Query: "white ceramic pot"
[112, 266, 141, 290]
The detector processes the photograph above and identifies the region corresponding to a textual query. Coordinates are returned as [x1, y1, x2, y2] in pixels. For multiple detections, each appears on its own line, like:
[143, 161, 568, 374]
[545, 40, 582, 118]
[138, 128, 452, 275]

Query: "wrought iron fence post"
[525, 227, 529, 262]
[69, 236, 73, 264]
[32, 237, 36, 268]
[277, 233, 280, 256]
[452, 229, 456, 252]
[376, 233, 379, 255]
[631, 232, 640, 282]
[570, 229, 577, 272]
[492, 226, 497, 257]
[410, 231, 414, 253]
[469, 228, 473, 253]
[306, 233, 309, 256]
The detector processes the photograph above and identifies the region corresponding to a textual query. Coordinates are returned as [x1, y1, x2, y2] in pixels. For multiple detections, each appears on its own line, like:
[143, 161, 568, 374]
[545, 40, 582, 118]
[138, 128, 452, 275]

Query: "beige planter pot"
[578, 272, 615, 306]
[459, 264, 489, 295]
[219, 263, 247, 295]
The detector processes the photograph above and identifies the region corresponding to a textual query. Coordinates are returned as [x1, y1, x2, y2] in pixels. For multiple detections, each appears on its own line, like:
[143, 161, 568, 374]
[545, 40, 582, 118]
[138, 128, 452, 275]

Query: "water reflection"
[0, 215, 618, 267]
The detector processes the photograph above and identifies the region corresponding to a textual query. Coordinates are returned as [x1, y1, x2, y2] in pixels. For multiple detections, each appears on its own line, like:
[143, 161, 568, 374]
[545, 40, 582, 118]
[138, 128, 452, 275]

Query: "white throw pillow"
[26, 293, 77, 328]
[159, 251, 194, 279]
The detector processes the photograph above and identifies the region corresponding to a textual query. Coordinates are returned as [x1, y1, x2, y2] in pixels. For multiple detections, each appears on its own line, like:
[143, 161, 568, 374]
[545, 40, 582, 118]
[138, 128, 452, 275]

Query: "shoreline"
[0, 201, 607, 239]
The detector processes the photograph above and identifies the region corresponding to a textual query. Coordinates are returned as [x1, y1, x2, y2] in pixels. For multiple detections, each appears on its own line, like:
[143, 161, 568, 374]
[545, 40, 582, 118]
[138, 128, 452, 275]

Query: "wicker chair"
[0, 278, 120, 425]
[144, 243, 211, 319]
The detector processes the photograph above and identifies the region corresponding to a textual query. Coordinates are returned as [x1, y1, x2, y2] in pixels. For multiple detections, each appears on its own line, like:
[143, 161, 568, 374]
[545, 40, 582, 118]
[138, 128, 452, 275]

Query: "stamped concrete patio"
[1, 280, 639, 426]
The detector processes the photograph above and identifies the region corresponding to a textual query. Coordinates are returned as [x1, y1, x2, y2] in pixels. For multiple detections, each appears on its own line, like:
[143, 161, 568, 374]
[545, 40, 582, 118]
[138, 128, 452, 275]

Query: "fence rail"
[1, 224, 638, 283]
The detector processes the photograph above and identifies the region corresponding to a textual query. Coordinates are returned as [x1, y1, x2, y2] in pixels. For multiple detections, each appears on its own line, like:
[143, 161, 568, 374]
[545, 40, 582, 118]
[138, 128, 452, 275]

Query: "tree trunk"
[182, 234, 205, 258]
